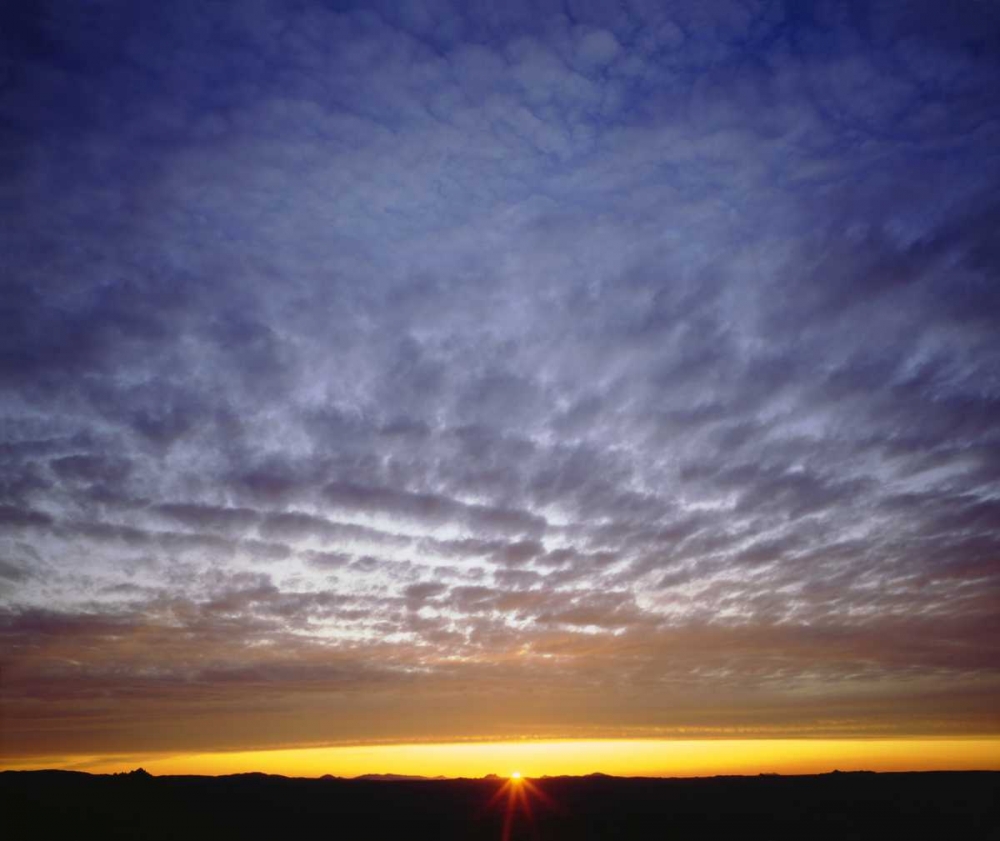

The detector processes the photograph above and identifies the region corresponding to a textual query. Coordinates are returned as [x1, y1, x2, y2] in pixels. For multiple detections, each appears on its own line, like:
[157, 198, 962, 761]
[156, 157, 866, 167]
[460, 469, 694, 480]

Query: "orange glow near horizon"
[6, 738, 1000, 778]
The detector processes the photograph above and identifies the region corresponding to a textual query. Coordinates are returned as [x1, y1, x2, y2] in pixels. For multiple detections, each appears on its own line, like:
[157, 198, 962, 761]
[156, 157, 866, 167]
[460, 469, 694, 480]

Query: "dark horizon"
[4, 767, 999, 841]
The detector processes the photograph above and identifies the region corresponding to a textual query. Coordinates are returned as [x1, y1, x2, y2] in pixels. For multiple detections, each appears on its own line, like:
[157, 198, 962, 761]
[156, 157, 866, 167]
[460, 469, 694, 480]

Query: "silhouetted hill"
[1, 769, 997, 840]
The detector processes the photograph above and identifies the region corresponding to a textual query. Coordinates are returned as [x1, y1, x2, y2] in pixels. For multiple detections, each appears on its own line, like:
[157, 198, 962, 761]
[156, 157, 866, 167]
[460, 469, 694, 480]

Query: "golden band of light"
[7, 738, 1000, 778]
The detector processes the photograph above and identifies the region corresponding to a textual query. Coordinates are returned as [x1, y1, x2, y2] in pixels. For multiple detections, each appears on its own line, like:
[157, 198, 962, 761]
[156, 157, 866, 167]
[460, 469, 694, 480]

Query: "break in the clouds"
[2, 0, 999, 758]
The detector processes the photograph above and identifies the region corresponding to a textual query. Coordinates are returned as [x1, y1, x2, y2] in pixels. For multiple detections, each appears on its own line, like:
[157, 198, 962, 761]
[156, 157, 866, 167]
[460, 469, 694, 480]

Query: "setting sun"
[510, 771, 522, 780]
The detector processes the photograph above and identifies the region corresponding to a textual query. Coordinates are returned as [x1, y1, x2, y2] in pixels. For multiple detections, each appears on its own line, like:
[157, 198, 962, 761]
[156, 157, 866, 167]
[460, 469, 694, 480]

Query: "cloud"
[1, 0, 999, 756]
[322, 481, 547, 537]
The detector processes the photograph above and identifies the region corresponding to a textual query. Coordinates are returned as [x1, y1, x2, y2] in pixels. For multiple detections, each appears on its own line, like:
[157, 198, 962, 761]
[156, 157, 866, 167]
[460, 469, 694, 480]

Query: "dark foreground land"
[2, 769, 998, 840]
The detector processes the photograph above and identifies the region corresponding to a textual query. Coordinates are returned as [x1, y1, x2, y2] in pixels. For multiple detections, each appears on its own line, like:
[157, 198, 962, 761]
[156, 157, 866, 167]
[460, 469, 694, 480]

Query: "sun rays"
[488, 773, 560, 841]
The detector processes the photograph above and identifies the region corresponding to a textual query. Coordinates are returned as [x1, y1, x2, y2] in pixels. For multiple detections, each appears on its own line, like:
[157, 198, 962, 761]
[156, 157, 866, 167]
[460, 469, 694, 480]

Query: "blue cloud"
[1, 0, 999, 753]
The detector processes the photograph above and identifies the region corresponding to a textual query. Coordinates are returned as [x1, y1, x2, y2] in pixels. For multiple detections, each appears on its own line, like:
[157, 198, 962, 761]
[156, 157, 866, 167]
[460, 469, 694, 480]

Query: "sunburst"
[487, 772, 558, 841]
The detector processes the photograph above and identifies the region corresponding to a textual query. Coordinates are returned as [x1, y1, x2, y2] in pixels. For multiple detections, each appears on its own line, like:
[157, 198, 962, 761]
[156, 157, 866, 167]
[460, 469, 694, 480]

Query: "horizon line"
[8, 767, 1000, 781]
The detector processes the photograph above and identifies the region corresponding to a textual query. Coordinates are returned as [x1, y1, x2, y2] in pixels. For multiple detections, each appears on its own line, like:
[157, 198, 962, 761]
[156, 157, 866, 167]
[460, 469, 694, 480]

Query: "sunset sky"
[2, 0, 999, 777]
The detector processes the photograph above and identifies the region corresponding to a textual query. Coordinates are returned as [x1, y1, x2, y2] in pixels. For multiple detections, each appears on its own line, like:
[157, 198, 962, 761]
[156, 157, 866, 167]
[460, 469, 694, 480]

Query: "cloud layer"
[2, 0, 999, 758]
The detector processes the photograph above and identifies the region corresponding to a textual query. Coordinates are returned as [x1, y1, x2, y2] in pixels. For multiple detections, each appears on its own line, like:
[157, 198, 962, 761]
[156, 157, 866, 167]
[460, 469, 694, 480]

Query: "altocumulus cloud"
[1, 0, 999, 757]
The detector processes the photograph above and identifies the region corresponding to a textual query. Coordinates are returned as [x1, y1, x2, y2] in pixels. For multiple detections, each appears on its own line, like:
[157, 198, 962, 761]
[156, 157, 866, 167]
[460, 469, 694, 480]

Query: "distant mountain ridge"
[2, 768, 997, 840]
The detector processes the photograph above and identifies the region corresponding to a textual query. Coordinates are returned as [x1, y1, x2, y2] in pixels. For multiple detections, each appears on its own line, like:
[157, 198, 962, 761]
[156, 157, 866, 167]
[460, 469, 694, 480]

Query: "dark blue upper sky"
[2, 0, 999, 758]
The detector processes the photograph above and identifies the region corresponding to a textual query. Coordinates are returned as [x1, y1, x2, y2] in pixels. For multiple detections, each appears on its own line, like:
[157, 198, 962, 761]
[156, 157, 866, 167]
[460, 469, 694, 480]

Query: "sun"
[510, 771, 522, 781]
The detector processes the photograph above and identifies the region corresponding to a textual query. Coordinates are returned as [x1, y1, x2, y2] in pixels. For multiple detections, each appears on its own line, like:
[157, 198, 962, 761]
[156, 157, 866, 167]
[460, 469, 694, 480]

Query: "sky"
[2, 0, 999, 776]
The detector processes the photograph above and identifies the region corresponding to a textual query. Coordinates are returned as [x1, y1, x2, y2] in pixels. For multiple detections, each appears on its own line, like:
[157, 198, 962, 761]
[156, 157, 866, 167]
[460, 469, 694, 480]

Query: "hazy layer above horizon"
[7, 738, 1000, 779]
